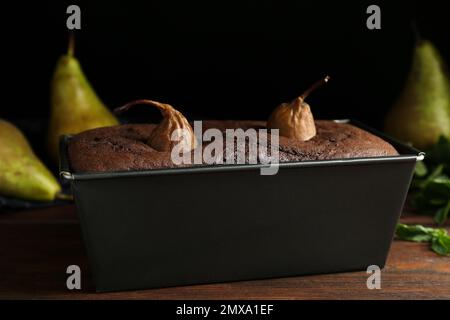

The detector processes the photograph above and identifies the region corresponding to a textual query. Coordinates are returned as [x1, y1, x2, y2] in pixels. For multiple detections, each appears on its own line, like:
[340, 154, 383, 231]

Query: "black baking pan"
[60, 119, 424, 292]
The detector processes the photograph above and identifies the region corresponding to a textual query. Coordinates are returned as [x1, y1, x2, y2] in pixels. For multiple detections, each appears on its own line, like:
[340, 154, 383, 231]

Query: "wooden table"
[0, 205, 449, 300]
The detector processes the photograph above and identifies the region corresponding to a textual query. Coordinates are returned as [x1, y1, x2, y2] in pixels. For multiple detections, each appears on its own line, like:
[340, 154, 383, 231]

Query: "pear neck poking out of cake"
[267, 76, 330, 141]
[114, 99, 197, 153]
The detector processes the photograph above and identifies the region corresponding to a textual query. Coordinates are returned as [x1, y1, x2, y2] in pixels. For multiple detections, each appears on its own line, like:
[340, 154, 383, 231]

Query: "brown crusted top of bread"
[68, 120, 398, 173]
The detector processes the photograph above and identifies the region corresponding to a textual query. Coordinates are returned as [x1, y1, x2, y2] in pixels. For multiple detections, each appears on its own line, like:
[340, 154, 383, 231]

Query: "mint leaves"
[411, 164, 450, 224]
[410, 136, 450, 225]
[397, 136, 450, 256]
[395, 224, 450, 256]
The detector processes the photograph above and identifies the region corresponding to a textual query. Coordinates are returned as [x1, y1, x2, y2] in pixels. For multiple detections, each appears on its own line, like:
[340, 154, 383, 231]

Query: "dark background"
[3, 0, 450, 129]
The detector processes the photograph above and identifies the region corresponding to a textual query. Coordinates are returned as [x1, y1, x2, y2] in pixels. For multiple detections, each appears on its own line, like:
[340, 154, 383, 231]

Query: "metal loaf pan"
[60, 120, 424, 292]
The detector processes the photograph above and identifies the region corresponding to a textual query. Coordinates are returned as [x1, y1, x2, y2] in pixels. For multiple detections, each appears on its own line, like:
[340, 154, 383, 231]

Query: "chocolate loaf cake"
[68, 120, 398, 173]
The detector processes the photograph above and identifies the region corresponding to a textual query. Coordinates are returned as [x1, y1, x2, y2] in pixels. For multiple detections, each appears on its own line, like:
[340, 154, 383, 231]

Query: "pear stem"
[300, 76, 330, 101]
[114, 99, 168, 115]
[68, 32, 75, 56]
[411, 20, 422, 43]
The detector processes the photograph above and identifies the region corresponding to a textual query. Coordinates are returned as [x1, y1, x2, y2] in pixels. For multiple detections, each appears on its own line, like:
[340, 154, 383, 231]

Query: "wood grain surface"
[0, 205, 449, 300]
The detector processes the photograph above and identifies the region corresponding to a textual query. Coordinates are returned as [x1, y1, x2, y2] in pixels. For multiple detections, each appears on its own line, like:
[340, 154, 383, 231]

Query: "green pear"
[385, 39, 450, 150]
[0, 119, 61, 201]
[48, 37, 119, 162]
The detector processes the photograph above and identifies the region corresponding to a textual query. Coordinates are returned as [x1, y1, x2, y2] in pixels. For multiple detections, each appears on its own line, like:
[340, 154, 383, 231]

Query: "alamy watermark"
[366, 265, 381, 289]
[366, 5, 381, 30]
[169, 121, 280, 175]
[66, 5, 81, 30]
[66, 265, 81, 290]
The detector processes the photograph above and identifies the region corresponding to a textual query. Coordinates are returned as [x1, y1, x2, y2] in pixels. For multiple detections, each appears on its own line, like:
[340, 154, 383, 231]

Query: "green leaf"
[424, 165, 445, 186]
[395, 224, 433, 242]
[396, 224, 450, 256]
[426, 136, 450, 167]
[410, 164, 450, 224]
[429, 198, 448, 206]
[414, 161, 428, 177]
[434, 201, 450, 225]
[423, 176, 450, 199]
[430, 227, 448, 238]
[411, 193, 442, 213]
[430, 233, 450, 256]
[413, 164, 444, 190]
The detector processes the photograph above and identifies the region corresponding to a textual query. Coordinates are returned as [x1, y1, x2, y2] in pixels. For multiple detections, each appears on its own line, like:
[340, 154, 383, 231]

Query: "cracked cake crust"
[68, 120, 399, 173]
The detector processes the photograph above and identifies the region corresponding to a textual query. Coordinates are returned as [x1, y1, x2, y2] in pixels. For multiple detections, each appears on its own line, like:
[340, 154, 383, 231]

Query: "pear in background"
[384, 39, 450, 150]
[0, 119, 61, 201]
[48, 36, 119, 162]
